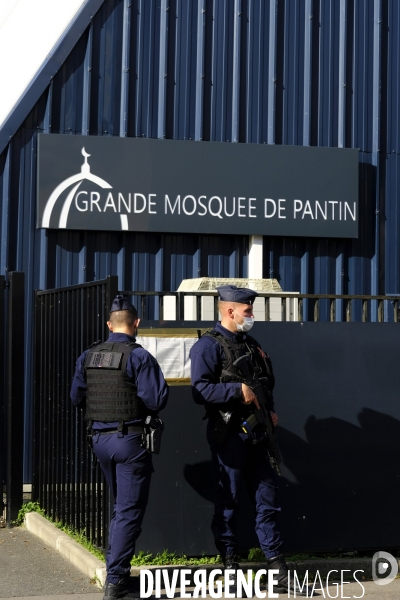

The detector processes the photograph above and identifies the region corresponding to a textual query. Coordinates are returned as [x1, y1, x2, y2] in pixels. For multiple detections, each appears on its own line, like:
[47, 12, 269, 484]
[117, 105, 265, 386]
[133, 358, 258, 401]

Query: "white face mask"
[234, 310, 255, 332]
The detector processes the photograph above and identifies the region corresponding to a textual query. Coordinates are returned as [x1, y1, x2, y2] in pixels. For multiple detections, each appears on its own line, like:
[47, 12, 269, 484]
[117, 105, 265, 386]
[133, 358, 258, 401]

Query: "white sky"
[0, 0, 87, 128]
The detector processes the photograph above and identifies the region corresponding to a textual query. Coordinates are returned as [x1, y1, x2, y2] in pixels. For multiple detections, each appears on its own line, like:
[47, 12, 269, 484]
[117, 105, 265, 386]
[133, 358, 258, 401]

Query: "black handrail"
[120, 291, 400, 323]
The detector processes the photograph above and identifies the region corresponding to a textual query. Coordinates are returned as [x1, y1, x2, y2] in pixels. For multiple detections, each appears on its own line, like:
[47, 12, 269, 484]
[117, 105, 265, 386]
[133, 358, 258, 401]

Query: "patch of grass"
[247, 548, 265, 562]
[130, 547, 279, 566]
[15, 502, 105, 562]
[15, 502, 45, 525]
[52, 521, 105, 562]
[130, 550, 222, 566]
[17, 504, 371, 569]
[286, 554, 325, 561]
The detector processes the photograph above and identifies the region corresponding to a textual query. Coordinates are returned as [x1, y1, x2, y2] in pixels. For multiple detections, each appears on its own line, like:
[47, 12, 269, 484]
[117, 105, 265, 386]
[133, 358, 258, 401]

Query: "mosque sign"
[37, 134, 359, 238]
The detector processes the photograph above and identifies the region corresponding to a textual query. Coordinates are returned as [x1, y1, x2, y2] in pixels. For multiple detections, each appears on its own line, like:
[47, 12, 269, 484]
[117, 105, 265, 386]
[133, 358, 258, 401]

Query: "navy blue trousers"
[207, 423, 283, 560]
[93, 432, 153, 584]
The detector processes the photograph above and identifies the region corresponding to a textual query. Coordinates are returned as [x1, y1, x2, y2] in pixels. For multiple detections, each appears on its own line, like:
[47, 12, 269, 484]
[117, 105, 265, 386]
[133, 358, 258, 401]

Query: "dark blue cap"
[216, 285, 258, 305]
[110, 294, 136, 313]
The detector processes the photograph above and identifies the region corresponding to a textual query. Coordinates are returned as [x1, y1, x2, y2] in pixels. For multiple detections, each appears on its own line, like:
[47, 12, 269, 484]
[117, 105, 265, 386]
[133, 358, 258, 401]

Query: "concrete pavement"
[2, 597, 100, 600]
[2, 580, 400, 599]
[0, 525, 101, 598]
[1, 514, 400, 599]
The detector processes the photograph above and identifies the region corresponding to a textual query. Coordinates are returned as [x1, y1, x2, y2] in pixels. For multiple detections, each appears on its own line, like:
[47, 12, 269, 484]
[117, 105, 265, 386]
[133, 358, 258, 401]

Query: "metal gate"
[31, 277, 400, 555]
[0, 275, 4, 523]
[32, 276, 118, 550]
[0, 273, 26, 526]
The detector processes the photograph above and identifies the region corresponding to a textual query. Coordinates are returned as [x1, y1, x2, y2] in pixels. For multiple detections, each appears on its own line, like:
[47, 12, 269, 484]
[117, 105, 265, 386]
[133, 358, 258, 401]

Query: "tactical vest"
[84, 341, 148, 424]
[204, 329, 275, 396]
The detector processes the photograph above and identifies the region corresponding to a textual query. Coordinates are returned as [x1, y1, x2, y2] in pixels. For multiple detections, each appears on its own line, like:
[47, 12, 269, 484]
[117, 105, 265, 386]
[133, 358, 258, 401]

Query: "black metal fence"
[124, 291, 400, 323]
[31, 277, 400, 554]
[32, 276, 118, 549]
[0, 273, 26, 525]
[0, 275, 4, 521]
[6, 273, 25, 525]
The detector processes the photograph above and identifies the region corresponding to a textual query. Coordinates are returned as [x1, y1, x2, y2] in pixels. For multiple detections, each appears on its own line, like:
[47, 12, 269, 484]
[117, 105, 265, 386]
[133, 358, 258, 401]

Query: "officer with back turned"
[71, 295, 169, 600]
[190, 285, 307, 596]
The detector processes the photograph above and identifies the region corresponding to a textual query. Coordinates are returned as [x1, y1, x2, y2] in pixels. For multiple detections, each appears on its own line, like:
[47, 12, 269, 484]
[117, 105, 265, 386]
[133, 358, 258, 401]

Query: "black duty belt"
[92, 425, 144, 435]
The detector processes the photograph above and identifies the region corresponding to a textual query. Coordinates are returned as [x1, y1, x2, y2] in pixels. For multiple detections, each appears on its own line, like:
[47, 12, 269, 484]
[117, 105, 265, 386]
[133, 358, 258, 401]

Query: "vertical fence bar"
[281, 297, 286, 322]
[103, 279, 116, 549]
[314, 299, 320, 322]
[32, 292, 42, 504]
[106, 280, 119, 354]
[196, 295, 201, 322]
[49, 291, 56, 520]
[6, 272, 25, 526]
[81, 286, 87, 536]
[71, 289, 77, 531]
[141, 296, 146, 320]
[0, 276, 5, 519]
[59, 291, 65, 524]
[106, 276, 119, 316]
[265, 297, 270, 322]
[362, 299, 368, 322]
[346, 299, 351, 322]
[213, 295, 219, 321]
[56, 290, 62, 522]
[378, 300, 384, 323]
[64, 289, 72, 525]
[176, 293, 184, 321]
[41, 294, 49, 514]
[330, 299, 335, 322]
[80, 288, 89, 532]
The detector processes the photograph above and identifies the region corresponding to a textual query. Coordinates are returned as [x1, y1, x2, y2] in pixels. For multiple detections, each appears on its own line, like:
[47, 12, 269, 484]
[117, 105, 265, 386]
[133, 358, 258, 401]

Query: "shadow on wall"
[183, 408, 400, 555]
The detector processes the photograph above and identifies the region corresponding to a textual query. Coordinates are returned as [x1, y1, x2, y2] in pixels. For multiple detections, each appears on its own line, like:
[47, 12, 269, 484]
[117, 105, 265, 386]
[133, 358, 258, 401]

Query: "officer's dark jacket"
[70, 332, 169, 430]
[189, 322, 275, 415]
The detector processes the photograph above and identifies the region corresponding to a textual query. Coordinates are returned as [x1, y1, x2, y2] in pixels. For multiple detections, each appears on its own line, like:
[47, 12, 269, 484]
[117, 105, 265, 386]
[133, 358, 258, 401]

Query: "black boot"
[126, 576, 143, 599]
[103, 579, 129, 600]
[103, 578, 144, 600]
[224, 556, 253, 599]
[266, 554, 312, 597]
[223, 555, 239, 596]
[224, 554, 240, 571]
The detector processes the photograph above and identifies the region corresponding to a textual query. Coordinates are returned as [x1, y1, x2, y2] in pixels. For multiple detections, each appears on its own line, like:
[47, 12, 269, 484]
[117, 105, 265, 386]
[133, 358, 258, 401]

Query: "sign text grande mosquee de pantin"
[37, 135, 359, 238]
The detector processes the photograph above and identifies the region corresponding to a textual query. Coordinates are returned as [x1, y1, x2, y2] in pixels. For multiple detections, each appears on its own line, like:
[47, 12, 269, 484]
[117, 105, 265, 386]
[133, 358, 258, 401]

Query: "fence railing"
[6, 273, 25, 525]
[0, 275, 4, 522]
[31, 277, 400, 552]
[0, 273, 25, 526]
[33, 276, 118, 550]
[121, 291, 400, 323]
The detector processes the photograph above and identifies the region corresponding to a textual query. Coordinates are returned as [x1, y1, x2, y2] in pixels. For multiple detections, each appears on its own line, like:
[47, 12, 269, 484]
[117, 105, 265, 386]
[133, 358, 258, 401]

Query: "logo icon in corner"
[41, 148, 112, 229]
[372, 551, 398, 585]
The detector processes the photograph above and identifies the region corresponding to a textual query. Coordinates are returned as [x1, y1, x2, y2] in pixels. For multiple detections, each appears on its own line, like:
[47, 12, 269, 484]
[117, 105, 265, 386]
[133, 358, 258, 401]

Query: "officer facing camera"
[190, 285, 307, 597]
[71, 295, 169, 600]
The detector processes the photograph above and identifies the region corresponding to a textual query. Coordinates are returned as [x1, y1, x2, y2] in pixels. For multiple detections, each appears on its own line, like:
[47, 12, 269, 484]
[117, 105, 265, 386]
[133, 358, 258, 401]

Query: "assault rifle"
[233, 353, 282, 475]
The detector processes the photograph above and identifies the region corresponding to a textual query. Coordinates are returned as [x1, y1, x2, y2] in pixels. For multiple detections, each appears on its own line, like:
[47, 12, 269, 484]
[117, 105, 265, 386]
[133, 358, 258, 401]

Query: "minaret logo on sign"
[41, 147, 121, 229]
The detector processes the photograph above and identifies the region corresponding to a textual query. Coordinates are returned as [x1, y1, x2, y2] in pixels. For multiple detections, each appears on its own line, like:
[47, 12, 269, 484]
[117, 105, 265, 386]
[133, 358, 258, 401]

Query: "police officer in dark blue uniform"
[190, 285, 305, 596]
[71, 295, 169, 600]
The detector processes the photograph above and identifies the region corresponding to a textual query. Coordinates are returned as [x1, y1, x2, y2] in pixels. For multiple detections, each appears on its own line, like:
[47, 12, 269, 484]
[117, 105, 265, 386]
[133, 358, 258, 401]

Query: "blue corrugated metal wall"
[1, 0, 399, 478]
